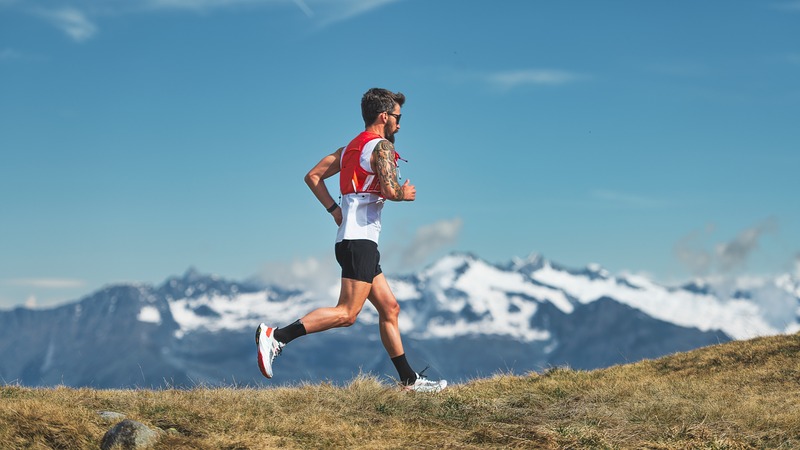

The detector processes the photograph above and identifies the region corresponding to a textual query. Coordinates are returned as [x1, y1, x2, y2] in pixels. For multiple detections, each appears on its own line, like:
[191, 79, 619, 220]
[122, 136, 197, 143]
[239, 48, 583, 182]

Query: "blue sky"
[1, 0, 799, 309]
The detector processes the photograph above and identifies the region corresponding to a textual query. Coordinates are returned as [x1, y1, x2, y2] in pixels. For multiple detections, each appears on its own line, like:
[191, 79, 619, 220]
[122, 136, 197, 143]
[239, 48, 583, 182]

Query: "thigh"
[338, 277, 373, 315]
[367, 273, 399, 316]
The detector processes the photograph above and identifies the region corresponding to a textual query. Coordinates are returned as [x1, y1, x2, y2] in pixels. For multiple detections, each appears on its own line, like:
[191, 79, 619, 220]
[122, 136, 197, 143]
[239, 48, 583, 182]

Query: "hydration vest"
[339, 131, 402, 197]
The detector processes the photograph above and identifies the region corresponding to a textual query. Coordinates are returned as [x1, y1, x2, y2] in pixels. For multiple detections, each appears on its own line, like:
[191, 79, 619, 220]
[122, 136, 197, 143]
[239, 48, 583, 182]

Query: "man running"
[256, 88, 446, 392]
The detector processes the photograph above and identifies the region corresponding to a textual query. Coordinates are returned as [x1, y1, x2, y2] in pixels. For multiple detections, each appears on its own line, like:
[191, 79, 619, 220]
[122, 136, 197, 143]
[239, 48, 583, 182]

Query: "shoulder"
[373, 139, 394, 154]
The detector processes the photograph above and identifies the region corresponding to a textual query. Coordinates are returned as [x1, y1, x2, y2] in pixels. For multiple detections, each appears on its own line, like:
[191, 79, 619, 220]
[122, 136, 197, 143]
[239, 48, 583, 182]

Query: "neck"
[365, 124, 385, 138]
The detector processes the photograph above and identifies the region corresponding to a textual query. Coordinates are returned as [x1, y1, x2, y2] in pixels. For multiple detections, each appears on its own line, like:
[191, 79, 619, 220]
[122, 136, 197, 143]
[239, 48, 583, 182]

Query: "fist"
[402, 179, 416, 201]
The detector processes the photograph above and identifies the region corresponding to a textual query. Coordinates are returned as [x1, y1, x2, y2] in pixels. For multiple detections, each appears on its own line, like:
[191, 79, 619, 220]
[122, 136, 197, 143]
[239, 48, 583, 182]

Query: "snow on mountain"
[511, 253, 799, 340]
[137, 305, 162, 325]
[167, 291, 313, 336]
[396, 253, 572, 342]
[143, 254, 800, 343]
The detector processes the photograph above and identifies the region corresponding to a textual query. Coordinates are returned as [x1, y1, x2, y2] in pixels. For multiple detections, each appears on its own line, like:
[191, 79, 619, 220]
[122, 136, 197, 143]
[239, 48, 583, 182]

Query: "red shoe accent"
[257, 352, 270, 378]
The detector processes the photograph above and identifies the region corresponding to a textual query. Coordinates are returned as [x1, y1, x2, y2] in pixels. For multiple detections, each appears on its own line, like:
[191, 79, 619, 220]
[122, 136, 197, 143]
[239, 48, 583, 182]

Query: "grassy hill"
[2, 332, 799, 449]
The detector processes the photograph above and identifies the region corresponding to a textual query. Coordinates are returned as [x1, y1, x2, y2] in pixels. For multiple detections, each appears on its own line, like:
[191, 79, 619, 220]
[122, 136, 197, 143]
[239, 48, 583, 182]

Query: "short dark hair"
[361, 88, 405, 127]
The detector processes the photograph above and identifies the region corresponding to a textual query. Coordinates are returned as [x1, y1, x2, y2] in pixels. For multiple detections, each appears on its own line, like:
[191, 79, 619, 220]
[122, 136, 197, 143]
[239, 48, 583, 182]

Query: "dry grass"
[2, 333, 799, 449]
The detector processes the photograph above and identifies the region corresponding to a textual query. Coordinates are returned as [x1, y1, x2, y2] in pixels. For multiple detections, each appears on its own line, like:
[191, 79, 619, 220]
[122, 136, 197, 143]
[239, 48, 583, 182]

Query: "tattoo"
[374, 140, 403, 200]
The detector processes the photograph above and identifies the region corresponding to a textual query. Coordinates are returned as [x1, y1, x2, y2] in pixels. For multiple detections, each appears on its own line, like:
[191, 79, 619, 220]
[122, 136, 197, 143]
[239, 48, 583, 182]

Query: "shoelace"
[418, 366, 430, 379]
[273, 341, 285, 359]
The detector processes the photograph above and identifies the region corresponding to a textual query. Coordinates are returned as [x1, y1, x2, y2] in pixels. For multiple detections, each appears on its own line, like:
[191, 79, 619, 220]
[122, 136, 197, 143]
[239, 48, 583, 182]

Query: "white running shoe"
[255, 323, 284, 379]
[403, 372, 447, 393]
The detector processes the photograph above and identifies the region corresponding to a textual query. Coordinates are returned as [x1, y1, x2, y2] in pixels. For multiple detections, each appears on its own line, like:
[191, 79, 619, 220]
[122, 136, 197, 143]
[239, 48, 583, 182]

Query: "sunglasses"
[386, 112, 402, 124]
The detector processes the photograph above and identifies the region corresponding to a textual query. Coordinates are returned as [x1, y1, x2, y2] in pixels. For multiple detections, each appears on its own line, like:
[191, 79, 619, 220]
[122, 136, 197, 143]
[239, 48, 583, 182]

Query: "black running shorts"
[335, 239, 382, 283]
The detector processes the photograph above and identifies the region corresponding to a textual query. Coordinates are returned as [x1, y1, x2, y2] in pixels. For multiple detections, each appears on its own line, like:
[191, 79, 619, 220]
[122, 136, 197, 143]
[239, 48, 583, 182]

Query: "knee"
[337, 311, 359, 328]
[381, 301, 400, 321]
[344, 313, 358, 327]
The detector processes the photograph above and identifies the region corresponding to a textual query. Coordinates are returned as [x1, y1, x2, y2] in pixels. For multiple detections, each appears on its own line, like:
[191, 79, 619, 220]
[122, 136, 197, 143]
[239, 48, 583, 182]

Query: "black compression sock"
[274, 320, 306, 344]
[391, 354, 417, 385]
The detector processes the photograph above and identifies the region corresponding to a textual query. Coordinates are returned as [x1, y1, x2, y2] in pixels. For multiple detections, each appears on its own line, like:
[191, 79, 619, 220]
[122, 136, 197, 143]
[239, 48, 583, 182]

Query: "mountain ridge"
[1, 252, 796, 388]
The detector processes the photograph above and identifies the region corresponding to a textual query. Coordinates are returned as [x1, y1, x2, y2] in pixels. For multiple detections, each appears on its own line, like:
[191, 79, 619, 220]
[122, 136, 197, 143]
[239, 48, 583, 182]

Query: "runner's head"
[361, 88, 405, 132]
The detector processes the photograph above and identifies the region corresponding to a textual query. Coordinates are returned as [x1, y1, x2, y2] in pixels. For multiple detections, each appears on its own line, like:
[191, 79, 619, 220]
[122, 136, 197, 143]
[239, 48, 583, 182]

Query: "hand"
[401, 179, 416, 201]
[331, 206, 343, 226]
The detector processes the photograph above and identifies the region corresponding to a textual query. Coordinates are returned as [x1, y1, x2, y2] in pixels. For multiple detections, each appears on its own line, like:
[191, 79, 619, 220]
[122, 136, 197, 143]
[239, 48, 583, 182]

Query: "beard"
[384, 123, 397, 144]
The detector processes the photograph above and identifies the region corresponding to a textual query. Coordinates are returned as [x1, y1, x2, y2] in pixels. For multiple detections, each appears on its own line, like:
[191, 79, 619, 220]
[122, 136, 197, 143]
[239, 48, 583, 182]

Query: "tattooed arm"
[373, 139, 416, 202]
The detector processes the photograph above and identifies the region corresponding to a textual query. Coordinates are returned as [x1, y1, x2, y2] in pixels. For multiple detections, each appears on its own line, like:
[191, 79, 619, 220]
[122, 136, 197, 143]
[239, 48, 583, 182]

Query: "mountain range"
[1, 253, 798, 388]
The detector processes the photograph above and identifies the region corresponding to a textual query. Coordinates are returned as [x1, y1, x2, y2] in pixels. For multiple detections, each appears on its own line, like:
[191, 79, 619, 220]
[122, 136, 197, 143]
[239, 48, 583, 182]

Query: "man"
[256, 88, 446, 392]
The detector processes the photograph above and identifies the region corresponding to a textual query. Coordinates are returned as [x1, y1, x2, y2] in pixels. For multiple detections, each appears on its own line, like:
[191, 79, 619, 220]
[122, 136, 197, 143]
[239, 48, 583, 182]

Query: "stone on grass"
[98, 411, 127, 422]
[101, 419, 163, 450]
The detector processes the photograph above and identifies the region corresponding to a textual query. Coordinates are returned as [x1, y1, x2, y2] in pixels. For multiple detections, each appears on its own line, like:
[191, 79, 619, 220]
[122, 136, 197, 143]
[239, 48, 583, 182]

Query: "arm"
[372, 140, 416, 202]
[304, 147, 344, 226]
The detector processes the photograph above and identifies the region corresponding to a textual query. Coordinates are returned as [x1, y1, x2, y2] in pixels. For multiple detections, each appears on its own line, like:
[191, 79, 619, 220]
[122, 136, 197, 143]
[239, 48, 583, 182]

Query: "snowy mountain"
[510, 254, 800, 340]
[1, 254, 797, 388]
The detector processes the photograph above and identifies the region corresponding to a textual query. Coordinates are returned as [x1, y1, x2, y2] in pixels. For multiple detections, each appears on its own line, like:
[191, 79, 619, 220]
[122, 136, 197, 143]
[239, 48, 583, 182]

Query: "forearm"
[305, 173, 338, 208]
[374, 141, 406, 201]
[380, 182, 405, 201]
[304, 148, 343, 209]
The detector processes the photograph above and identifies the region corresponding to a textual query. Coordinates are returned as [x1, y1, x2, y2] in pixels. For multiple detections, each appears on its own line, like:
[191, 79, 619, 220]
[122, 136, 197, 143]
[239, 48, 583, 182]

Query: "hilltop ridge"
[1, 332, 798, 449]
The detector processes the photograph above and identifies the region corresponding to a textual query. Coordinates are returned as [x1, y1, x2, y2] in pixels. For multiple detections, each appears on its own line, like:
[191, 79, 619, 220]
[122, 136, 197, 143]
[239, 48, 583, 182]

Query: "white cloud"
[315, 0, 400, 28]
[13, 0, 398, 41]
[291, 0, 313, 17]
[485, 69, 587, 90]
[715, 218, 778, 272]
[3, 278, 88, 289]
[142, 0, 394, 19]
[674, 218, 779, 276]
[0, 48, 20, 60]
[431, 67, 588, 92]
[258, 254, 340, 301]
[400, 218, 463, 267]
[144, 0, 267, 11]
[37, 7, 98, 42]
[674, 224, 716, 276]
[771, 1, 800, 11]
[785, 53, 800, 65]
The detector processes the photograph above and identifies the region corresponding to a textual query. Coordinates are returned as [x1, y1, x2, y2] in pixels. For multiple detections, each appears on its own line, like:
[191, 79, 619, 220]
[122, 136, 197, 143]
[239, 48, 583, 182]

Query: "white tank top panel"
[335, 193, 384, 244]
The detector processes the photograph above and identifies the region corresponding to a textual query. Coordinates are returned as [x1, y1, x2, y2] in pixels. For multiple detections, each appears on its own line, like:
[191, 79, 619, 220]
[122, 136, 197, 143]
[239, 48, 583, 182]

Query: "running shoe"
[403, 372, 447, 393]
[255, 323, 284, 379]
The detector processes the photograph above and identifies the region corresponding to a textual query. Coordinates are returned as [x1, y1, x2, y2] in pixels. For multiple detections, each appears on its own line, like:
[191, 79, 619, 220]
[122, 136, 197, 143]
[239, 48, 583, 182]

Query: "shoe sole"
[256, 324, 272, 379]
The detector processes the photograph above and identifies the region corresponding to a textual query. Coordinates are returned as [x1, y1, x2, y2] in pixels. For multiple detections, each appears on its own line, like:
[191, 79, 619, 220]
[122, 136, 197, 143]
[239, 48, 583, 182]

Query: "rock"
[101, 419, 163, 450]
[98, 411, 127, 422]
